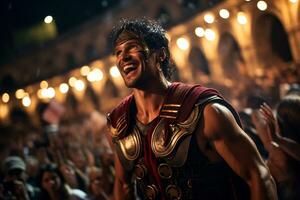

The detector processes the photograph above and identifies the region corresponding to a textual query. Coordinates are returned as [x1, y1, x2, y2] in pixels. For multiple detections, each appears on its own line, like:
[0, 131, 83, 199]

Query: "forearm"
[249, 166, 277, 200]
[276, 136, 300, 161]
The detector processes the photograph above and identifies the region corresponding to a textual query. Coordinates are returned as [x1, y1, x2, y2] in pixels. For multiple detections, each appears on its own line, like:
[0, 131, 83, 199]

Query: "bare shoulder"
[202, 102, 243, 140]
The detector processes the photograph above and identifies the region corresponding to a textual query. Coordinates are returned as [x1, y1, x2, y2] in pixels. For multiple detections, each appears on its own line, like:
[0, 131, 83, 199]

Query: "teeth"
[123, 65, 136, 73]
[124, 65, 133, 71]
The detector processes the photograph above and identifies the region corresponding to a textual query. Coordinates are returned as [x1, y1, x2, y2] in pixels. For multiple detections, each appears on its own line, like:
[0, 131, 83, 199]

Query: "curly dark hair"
[110, 18, 172, 80]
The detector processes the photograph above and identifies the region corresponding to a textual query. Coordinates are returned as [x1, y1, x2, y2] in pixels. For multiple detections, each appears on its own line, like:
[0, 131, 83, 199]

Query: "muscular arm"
[202, 103, 277, 200]
[113, 153, 130, 200]
[107, 133, 134, 200]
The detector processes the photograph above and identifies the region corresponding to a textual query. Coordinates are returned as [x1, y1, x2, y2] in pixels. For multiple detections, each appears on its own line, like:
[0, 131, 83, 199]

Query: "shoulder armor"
[106, 94, 135, 139]
[151, 105, 200, 161]
[107, 113, 127, 138]
[116, 127, 142, 161]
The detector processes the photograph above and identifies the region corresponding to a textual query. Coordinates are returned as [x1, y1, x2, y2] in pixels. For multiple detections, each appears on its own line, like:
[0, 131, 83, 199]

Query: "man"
[1, 156, 40, 200]
[107, 18, 277, 200]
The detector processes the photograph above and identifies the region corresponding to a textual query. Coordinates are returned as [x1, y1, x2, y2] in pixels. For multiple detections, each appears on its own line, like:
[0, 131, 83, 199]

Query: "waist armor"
[107, 83, 249, 199]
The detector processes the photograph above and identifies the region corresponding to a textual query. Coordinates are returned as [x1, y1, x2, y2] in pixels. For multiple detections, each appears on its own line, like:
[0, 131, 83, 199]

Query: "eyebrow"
[115, 40, 141, 49]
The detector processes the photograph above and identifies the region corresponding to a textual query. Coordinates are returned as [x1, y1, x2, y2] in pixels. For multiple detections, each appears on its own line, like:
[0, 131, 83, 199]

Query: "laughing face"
[114, 39, 159, 89]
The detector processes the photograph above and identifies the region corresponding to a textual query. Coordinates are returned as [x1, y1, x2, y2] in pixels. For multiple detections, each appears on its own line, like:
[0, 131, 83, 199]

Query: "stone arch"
[217, 32, 245, 78]
[253, 13, 293, 68]
[188, 47, 210, 81]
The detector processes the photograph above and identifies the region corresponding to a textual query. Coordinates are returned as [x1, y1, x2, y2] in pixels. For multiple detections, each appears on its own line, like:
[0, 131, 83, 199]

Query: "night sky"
[0, 0, 120, 64]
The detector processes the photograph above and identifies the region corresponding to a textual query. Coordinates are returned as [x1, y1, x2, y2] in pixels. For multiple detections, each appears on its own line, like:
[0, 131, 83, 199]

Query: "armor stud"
[166, 185, 181, 200]
[158, 163, 172, 179]
[145, 184, 159, 200]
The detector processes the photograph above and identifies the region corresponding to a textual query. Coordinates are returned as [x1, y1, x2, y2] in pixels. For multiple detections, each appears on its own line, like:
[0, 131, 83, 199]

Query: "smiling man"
[106, 18, 277, 200]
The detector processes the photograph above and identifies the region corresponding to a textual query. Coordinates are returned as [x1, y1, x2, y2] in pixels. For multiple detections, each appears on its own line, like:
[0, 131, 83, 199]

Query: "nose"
[119, 50, 131, 62]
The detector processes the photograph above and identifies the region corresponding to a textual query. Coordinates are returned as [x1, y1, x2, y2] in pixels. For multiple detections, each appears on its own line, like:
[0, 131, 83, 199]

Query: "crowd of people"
[0, 109, 114, 200]
[1, 18, 300, 200]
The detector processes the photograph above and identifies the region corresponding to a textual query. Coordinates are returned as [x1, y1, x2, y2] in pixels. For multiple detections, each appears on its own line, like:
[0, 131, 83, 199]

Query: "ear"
[156, 47, 167, 62]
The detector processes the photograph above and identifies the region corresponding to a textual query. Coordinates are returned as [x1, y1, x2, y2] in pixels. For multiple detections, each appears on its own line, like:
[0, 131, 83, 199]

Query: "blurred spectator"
[59, 161, 88, 192]
[252, 95, 300, 199]
[36, 163, 87, 200]
[0, 156, 40, 200]
[87, 167, 109, 200]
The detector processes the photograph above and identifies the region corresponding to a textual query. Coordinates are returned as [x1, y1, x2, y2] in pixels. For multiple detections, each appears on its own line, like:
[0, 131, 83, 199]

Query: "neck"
[133, 79, 170, 124]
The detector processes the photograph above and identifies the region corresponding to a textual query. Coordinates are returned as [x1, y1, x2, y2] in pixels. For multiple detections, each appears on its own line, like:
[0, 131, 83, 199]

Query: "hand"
[251, 109, 272, 150]
[259, 103, 281, 143]
[13, 180, 30, 200]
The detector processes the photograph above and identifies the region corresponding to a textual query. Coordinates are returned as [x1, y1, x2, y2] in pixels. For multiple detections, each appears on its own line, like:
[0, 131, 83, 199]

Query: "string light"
[47, 87, 56, 98]
[74, 80, 85, 91]
[195, 27, 205, 37]
[80, 66, 90, 76]
[176, 37, 189, 50]
[1, 93, 9, 103]
[15, 89, 25, 99]
[237, 12, 247, 25]
[40, 80, 48, 89]
[59, 83, 69, 94]
[205, 29, 216, 41]
[110, 66, 121, 78]
[44, 16, 53, 24]
[219, 9, 230, 19]
[68, 77, 77, 87]
[257, 1, 268, 11]
[87, 68, 104, 82]
[204, 13, 215, 24]
[22, 96, 31, 107]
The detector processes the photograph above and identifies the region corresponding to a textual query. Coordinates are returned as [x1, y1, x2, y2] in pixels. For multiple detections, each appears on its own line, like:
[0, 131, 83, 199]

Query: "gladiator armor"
[107, 82, 250, 200]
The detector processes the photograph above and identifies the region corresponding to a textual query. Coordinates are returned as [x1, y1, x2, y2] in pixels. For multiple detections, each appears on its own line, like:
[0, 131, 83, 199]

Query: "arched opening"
[188, 47, 210, 82]
[253, 13, 293, 67]
[218, 32, 245, 78]
[104, 79, 119, 98]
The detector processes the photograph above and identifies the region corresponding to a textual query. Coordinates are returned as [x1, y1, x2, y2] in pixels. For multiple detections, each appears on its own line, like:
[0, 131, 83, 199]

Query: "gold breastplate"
[114, 105, 200, 168]
[116, 126, 142, 161]
[151, 105, 200, 166]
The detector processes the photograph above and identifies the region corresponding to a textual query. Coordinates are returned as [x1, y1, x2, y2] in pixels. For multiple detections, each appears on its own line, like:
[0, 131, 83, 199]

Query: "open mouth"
[123, 64, 137, 75]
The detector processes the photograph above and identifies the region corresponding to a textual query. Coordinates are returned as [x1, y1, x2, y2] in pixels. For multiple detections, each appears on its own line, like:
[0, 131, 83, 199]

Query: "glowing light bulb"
[22, 96, 31, 107]
[74, 80, 85, 91]
[47, 87, 56, 98]
[59, 83, 69, 94]
[80, 66, 90, 76]
[237, 12, 247, 25]
[2, 93, 9, 103]
[205, 29, 216, 41]
[195, 27, 205, 37]
[44, 16, 53, 24]
[68, 77, 77, 87]
[257, 1, 267, 11]
[110, 66, 121, 78]
[219, 9, 230, 19]
[15, 89, 25, 99]
[40, 80, 48, 89]
[204, 13, 215, 24]
[176, 37, 190, 50]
